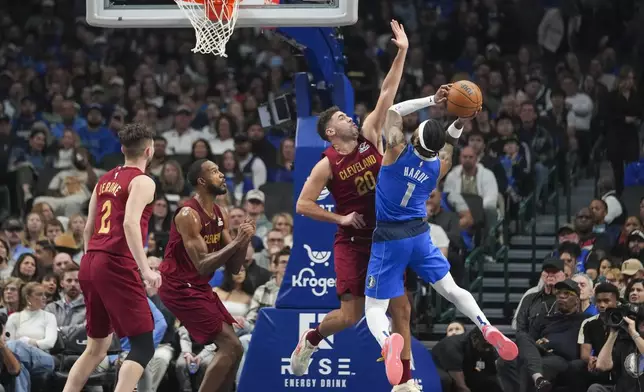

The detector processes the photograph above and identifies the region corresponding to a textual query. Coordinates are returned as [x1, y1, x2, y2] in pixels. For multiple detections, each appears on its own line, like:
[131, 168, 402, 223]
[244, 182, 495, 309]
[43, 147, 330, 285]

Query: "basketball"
[446, 80, 483, 118]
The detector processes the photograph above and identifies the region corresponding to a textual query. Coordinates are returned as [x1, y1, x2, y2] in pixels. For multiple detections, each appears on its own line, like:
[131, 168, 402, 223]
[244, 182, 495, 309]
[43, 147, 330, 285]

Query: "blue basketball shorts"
[365, 219, 450, 300]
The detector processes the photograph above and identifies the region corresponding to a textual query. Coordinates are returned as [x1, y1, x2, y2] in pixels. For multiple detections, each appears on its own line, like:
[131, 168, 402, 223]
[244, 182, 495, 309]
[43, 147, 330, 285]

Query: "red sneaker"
[382, 333, 404, 385]
[482, 325, 518, 361]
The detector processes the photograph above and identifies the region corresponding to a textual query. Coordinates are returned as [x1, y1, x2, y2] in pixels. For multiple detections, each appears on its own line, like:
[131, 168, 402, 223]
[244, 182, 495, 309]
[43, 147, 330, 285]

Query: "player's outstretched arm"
[174, 207, 245, 276]
[83, 186, 99, 251]
[361, 20, 408, 153]
[124, 175, 157, 275]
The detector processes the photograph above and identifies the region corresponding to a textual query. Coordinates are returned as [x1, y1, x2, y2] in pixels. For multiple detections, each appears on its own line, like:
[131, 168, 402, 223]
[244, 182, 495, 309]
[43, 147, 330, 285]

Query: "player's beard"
[206, 182, 227, 196]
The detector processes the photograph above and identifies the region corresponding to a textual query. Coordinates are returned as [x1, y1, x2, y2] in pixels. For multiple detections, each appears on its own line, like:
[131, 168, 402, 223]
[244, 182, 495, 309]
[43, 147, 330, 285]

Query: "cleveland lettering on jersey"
[203, 233, 221, 245]
[338, 154, 378, 180]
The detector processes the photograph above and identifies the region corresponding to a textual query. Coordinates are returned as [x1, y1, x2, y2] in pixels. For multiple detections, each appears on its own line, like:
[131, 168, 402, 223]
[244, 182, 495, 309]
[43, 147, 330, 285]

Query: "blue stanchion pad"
[238, 308, 441, 392]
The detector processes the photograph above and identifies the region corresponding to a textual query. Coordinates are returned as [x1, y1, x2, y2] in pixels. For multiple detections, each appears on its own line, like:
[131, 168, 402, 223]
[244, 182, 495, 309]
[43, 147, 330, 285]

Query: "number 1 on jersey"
[98, 200, 112, 234]
[400, 182, 416, 207]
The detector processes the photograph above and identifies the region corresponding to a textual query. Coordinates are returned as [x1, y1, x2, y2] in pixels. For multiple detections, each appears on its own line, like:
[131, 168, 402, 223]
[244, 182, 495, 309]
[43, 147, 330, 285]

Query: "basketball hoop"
[176, 0, 280, 57]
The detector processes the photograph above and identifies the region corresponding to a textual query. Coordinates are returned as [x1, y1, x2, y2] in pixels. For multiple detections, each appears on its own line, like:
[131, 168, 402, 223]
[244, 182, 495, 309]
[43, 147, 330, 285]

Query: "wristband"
[447, 120, 463, 139]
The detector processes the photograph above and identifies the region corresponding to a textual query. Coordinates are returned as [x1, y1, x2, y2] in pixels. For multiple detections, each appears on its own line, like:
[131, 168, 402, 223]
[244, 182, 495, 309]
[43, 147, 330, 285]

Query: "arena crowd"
[0, 0, 643, 391]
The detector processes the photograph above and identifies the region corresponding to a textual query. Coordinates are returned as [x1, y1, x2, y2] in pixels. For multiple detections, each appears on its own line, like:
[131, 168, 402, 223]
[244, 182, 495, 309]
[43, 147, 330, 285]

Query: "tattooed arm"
[438, 119, 466, 181]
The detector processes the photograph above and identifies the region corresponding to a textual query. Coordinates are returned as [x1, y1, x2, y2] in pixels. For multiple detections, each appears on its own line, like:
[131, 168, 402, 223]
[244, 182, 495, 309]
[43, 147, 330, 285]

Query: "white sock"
[431, 273, 491, 329]
[365, 296, 391, 348]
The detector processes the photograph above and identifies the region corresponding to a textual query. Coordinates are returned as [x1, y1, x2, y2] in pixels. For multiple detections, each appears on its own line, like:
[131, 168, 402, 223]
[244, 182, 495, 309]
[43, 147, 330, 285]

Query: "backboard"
[87, 0, 358, 28]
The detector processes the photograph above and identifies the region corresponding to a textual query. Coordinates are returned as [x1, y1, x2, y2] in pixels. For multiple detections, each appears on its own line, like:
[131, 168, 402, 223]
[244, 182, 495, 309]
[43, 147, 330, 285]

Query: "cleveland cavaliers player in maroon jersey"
[158, 158, 254, 392]
[63, 123, 162, 392]
[290, 20, 415, 380]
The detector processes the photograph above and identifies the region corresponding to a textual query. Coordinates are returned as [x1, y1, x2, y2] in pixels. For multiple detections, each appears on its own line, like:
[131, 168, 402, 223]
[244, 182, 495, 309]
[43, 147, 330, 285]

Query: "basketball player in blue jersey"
[364, 89, 519, 391]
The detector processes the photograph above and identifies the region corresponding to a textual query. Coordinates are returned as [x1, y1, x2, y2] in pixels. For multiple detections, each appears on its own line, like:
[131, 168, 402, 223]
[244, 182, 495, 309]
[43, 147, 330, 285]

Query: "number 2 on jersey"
[400, 182, 416, 207]
[98, 200, 112, 234]
[355, 171, 376, 196]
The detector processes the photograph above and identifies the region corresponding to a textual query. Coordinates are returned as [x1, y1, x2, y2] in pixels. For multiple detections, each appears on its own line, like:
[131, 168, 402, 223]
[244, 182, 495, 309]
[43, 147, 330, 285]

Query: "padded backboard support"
[86, 0, 358, 28]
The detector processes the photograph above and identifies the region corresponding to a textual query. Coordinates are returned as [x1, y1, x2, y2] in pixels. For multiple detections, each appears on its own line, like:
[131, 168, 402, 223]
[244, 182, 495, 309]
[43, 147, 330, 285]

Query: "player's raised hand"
[390, 20, 408, 51]
[339, 212, 366, 229]
[435, 84, 452, 104]
[143, 268, 162, 289]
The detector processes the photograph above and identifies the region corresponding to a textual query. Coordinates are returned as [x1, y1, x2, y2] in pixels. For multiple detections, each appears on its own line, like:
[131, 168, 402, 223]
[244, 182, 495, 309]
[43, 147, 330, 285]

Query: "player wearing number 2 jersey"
[363, 88, 518, 391]
[64, 123, 162, 392]
[290, 20, 415, 382]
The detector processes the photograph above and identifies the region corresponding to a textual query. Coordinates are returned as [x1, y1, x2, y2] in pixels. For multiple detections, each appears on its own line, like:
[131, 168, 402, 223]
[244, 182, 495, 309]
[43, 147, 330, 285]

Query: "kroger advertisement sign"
[277, 118, 339, 309]
[238, 309, 441, 392]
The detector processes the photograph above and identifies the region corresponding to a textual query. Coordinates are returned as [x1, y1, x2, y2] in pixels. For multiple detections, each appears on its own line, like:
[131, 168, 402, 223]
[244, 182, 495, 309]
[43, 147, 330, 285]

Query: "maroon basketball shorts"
[333, 234, 371, 298]
[79, 251, 153, 339]
[158, 276, 236, 345]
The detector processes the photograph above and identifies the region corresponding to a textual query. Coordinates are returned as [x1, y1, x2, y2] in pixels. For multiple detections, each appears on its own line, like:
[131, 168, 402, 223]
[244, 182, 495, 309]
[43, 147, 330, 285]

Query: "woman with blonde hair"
[31, 202, 55, 222]
[6, 282, 58, 351]
[271, 212, 293, 247]
[66, 213, 86, 249]
[158, 160, 191, 210]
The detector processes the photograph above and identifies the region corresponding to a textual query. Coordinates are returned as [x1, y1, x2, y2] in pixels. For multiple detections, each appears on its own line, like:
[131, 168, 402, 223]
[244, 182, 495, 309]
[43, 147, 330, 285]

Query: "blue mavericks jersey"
[375, 144, 441, 222]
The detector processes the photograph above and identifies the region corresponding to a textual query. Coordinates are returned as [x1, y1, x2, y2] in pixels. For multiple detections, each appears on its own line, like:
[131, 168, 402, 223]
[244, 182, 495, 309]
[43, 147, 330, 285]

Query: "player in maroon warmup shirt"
[159, 159, 254, 392]
[290, 20, 415, 381]
[63, 123, 162, 392]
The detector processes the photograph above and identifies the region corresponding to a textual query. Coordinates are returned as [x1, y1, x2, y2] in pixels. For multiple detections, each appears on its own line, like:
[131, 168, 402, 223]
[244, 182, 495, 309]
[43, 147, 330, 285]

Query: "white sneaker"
[290, 328, 318, 376]
[391, 380, 421, 392]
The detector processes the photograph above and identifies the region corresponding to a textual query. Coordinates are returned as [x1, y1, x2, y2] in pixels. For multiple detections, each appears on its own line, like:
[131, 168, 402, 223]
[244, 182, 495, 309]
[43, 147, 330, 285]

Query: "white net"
[175, 0, 241, 57]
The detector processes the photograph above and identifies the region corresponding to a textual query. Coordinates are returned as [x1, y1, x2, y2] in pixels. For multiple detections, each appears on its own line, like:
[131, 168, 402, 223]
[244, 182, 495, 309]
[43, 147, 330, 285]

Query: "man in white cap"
[244, 189, 271, 240]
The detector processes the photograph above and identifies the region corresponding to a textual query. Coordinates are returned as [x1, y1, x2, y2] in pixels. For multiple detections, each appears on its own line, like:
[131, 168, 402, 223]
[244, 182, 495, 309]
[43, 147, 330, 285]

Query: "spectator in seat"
[0, 278, 24, 316]
[625, 230, 644, 260]
[234, 134, 267, 189]
[589, 199, 611, 236]
[271, 213, 293, 248]
[148, 136, 168, 178]
[53, 129, 79, 170]
[247, 123, 277, 170]
[31, 202, 55, 223]
[52, 252, 72, 276]
[571, 282, 619, 392]
[0, 313, 21, 392]
[244, 190, 272, 240]
[445, 321, 465, 337]
[0, 114, 21, 183]
[499, 136, 532, 212]
[157, 160, 191, 210]
[432, 327, 502, 392]
[562, 74, 594, 169]
[204, 113, 236, 156]
[185, 138, 215, 173]
[149, 195, 172, 233]
[572, 273, 599, 315]
[5, 283, 56, 388]
[11, 253, 39, 283]
[76, 104, 120, 164]
[510, 279, 586, 392]
[443, 146, 499, 232]
[597, 177, 626, 226]
[516, 101, 554, 202]
[44, 264, 85, 341]
[214, 266, 254, 319]
[602, 66, 642, 195]
[0, 240, 11, 281]
[2, 219, 33, 262]
[50, 101, 86, 139]
[39, 272, 60, 304]
[466, 130, 507, 192]
[43, 219, 64, 243]
[254, 229, 284, 270]
[22, 212, 46, 251]
[161, 104, 203, 155]
[241, 243, 271, 294]
[11, 97, 45, 142]
[236, 247, 290, 383]
[426, 189, 469, 250]
[34, 240, 55, 271]
[35, 147, 105, 216]
[175, 326, 216, 392]
[220, 150, 254, 207]
[271, 137, 295, 183]
[541, 88, 569, 148]
[66, 213, 86, 251]
[8, 128, 52, 204]
[557, 241, 584, 274]
[612, 216, 642, 260]
[575, 207, 612, 254]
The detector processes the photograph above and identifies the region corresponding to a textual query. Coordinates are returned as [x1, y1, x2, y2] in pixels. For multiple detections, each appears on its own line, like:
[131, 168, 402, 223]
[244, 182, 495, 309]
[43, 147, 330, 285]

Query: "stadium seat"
[53, 329, 122, 390]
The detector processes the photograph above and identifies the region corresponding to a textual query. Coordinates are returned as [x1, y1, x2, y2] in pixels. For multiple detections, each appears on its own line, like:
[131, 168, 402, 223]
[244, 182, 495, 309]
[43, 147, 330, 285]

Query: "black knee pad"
[124, 331, 155, 368]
